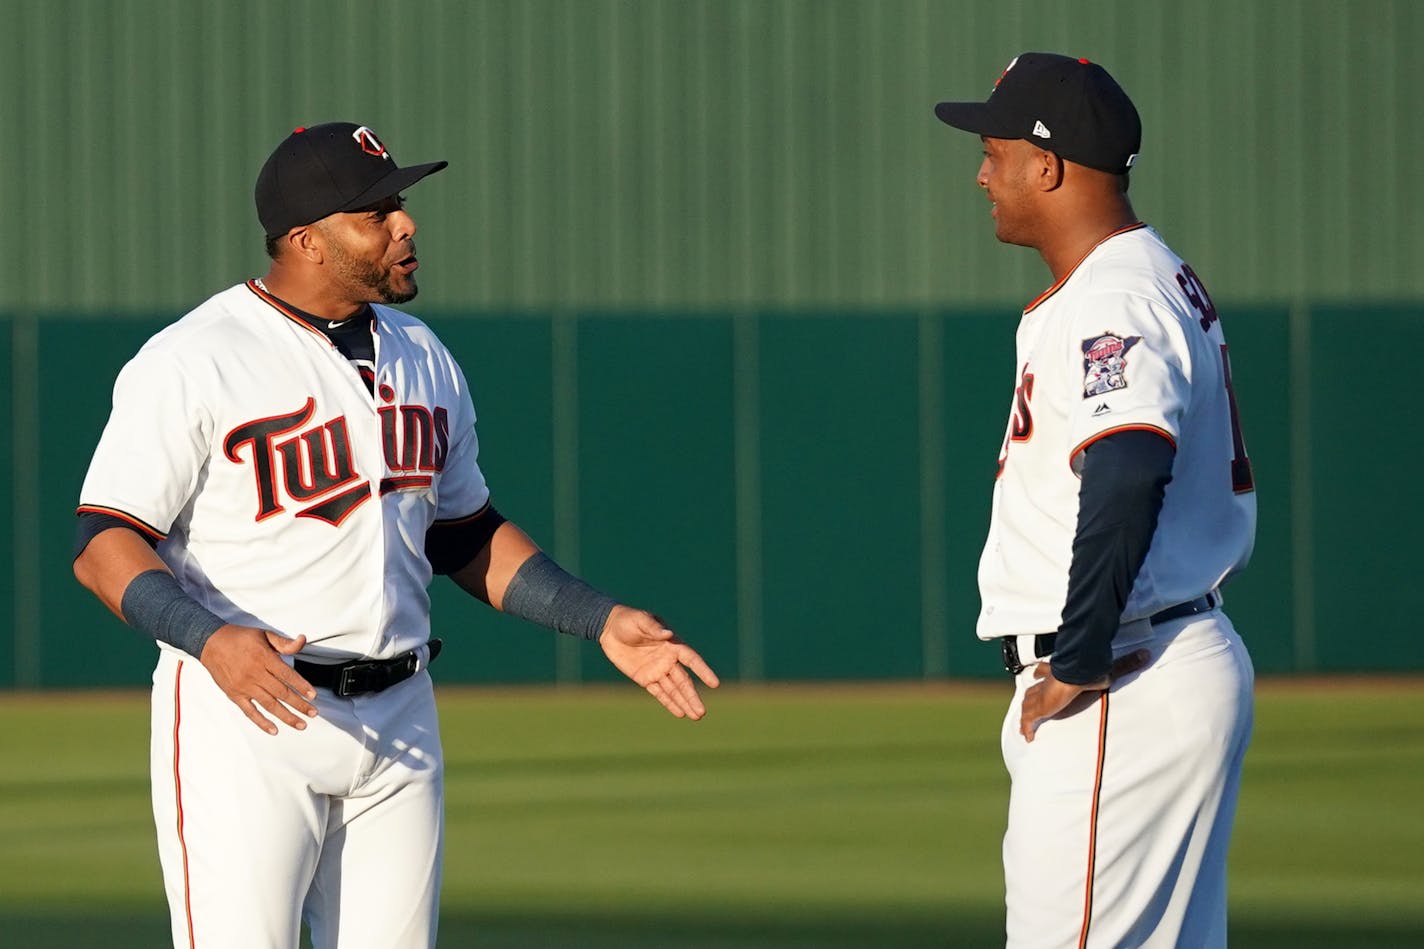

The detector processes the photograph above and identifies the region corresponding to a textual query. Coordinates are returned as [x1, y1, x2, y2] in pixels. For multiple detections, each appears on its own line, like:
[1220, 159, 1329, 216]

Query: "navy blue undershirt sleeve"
[1050, 429, 1176, 685]
[425, 504, 507, 575]
[74, 511, 160, 560]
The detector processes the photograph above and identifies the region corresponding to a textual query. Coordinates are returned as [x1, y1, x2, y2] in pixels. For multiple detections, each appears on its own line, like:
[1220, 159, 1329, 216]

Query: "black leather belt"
[1148, 592, 1219, 627]
[999, 593, 1218, 675]
[295, 639, 442, 697]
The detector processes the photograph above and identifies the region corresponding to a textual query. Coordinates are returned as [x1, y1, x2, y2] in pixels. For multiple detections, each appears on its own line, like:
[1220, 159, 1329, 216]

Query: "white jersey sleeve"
[1064, 291, 1192, 471]
[79, 336, 212, 537]
[432, 362, 490, 521]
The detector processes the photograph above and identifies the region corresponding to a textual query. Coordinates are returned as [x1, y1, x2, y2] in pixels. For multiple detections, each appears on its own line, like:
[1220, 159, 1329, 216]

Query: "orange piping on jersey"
[1023, 222, 1148, 315]
[245, 279, 379, 344]
[246, 279, 327, 339]
[1078, 692, 1110, 949]
[1068, 424, 1176, 474]
[174, 661, 196, 949]
[75, 505, 167, 541]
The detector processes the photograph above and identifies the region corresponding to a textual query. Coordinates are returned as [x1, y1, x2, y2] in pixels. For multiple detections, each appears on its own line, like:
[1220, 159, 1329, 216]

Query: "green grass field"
[1, 679, 1420, 948]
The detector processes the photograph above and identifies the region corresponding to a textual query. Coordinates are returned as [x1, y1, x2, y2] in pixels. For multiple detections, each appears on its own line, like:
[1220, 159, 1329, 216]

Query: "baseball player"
[71, 122, 719, 949]
[934, 55, 1256, 947]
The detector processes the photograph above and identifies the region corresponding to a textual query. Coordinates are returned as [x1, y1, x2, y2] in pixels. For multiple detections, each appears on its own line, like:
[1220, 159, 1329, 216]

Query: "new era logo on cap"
[1032, 120, 1052, 140]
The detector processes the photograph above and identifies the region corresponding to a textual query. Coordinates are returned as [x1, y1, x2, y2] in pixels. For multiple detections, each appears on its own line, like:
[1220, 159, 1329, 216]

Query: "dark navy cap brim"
[934, 101, 1022, 139]
[336, 160, 448, 214]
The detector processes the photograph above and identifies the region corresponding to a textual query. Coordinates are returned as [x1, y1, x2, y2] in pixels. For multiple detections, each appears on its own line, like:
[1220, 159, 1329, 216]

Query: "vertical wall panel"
[1308, 304, 1424, 672]
[1216, 307, 1296, 674]
[757, 313, 923, 680]
[0, 318, 12, 688]
[36, 320, 170, 687]
[937, 309, 1017, 679]
[575, 316, 740, 681]
[428, 316, 560, 684]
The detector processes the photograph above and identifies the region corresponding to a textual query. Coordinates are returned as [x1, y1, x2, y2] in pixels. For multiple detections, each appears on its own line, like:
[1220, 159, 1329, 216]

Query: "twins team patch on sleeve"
[1081, 333, 1142, 398]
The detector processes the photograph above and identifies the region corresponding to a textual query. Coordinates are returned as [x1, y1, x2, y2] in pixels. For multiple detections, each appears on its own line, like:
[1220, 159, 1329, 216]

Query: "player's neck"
[259, 267, 367, 322]
[1037, 201, 1139, 284]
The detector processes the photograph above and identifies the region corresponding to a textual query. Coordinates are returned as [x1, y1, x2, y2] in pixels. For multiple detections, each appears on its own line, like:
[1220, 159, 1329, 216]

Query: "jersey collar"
[1022, 221, 1147, 315]
[246, 279, 376, 342]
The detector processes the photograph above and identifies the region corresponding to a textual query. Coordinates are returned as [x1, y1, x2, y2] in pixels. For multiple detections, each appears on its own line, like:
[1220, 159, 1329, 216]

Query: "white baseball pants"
[150, 649, 444, 949]
[1001, 611, 1254, 948]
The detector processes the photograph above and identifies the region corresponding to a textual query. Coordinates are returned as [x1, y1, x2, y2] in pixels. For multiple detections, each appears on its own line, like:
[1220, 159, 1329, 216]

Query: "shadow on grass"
[2, 909, 1420, 948]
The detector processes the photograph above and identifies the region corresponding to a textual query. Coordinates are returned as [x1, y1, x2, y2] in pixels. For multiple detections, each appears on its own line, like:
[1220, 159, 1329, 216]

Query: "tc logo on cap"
[352, 126, 389, 159]
[993, 55, 1020, 90]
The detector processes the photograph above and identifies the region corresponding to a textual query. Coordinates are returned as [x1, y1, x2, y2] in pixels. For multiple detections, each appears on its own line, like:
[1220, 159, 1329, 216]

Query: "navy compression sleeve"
[74, 510, 161, 559]
[425, 504, 507, 575]
[1050, 430, 1176, 685]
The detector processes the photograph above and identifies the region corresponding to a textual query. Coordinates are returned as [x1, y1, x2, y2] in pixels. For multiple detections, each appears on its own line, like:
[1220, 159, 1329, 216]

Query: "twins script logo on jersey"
[224, 391, 449, 526]
[1081, 333, 1142, 398]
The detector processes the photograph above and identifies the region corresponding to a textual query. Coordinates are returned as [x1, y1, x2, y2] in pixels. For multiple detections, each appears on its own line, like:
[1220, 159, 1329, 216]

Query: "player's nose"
[389, 209, 417, 241]
[976, 157, 990, 188]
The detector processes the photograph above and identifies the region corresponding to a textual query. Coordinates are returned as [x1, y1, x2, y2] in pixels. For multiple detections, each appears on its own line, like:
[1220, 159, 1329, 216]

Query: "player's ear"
[290, 225, 323, 263]
[1035, 149, 1065, 192]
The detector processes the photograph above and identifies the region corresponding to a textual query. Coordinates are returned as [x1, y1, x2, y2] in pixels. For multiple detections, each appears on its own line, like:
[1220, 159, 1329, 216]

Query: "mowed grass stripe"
[0, 679, 1420, 948]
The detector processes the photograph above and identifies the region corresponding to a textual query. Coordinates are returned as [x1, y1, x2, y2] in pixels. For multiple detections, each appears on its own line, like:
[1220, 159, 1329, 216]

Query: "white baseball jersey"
[79, 279, 490, 661]
[976, 223, 1256, 641]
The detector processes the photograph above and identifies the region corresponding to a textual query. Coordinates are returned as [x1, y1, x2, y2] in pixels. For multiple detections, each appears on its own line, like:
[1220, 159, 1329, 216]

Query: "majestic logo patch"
[1081, 333, 1142, 398]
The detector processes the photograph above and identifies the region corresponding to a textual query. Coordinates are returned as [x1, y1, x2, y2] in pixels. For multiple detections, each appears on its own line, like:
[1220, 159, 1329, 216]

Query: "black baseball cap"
[935, 53, 1141, 175]
[255, 122, 448, 238]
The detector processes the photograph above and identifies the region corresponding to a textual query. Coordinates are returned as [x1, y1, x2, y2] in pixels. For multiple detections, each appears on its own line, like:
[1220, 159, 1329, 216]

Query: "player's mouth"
[395, 255, 418, 274]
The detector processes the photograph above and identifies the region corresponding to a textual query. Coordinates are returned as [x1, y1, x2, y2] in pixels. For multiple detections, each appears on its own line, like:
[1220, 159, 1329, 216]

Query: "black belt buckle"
[1001, 637, 1025, 676]
[319, 639, 441, 697]
[1000, 633, 1055, 676]
[334, 657, 399, 697]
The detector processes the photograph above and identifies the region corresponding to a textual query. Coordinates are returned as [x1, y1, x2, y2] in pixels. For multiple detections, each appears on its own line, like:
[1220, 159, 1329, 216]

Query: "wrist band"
[501, 552, 617, 641]
[120, 569, 227, 659]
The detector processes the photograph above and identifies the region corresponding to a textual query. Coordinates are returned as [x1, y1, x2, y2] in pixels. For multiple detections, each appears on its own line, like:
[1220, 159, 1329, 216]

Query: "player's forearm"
[447, 520, 541, 609]
[74, 525, 236, 659]
[449, 521, 617, 641]
[1052, 430, 1175, 684]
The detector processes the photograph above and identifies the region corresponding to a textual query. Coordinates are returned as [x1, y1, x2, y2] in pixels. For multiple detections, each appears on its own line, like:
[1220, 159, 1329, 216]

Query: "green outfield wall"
[3, 0, 1421, 685]
[3, 301, 1416, 688]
